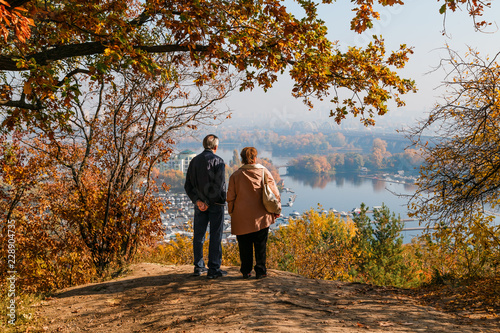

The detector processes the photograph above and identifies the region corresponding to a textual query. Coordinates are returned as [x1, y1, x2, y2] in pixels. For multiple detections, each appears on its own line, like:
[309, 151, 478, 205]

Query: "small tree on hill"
[352, 203, 416, 287]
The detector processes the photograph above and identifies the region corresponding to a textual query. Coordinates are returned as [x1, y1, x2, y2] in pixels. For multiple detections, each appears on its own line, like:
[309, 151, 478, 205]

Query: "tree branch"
[56, 68, 91, 86]
[0, 42, 209, 71]
[5, 0, 30, 8]
[0, 98, 40, 109]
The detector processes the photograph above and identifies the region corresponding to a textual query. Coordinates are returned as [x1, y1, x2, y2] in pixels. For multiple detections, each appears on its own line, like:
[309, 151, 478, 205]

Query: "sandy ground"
[33, 263, 499, 332]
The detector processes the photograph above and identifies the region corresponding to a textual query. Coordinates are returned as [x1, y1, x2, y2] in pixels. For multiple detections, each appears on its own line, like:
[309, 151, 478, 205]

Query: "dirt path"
[34, 263, 499, 332]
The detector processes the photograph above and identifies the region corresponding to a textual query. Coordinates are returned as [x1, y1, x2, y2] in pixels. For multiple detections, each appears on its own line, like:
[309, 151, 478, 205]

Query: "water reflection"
[373, 179, 386, 192]
[403, 183, 418, 191]
[335, 176, 344, 188]
[286, 173, 366, 189]
[287, 172, 413, 191]
[286, 173, 334, 189]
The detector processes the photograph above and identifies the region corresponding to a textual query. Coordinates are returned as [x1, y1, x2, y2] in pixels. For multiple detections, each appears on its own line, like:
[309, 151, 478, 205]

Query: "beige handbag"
[261, 168, 281, 215]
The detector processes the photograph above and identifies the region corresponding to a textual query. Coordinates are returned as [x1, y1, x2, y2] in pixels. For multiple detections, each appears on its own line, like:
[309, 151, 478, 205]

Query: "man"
[184, 134, 227, 279]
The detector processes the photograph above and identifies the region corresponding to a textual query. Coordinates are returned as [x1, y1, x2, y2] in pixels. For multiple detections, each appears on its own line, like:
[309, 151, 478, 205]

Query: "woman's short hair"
[240, 147, 258, 164]
[203, 134, 219, 150]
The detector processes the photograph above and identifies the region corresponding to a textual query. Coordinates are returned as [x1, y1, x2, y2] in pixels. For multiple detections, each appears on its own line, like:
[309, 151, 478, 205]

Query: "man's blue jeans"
[193, 204, 225, 274]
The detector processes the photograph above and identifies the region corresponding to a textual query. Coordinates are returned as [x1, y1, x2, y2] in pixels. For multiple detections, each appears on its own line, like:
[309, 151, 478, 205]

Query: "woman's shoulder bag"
[261, 168, 281, 215]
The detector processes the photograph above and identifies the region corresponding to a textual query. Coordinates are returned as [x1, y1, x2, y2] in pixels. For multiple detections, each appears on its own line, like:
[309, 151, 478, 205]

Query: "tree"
[370, 138, 391, 169]
[268, 208, 357, 281]
[409, 48, 500, 225]
[328, 132, 346, 147]
[408, 48, 500, 278]
[230, 149, 240, 167]
[8, 54, 233, 275]
[352, 203, 373, 273]
[258, 157, 281, 184]
[287, 154, 332, 174]
[352, 203, 415, 287]
[343, 152, 364, 170]
[388, 148, 422, 172]
[0, 135, 95, 291]
[0, 0, 425, 133]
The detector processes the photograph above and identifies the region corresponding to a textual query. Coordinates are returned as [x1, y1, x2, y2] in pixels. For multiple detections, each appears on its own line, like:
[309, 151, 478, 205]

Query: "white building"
[159, 150, 197, 174]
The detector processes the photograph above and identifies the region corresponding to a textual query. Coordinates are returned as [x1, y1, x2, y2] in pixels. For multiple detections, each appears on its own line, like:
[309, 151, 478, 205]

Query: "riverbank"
[358, 172, 418, 185]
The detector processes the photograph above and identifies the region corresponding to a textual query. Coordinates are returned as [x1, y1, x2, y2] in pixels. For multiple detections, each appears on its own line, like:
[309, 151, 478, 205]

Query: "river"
[215, 148, 423, 244]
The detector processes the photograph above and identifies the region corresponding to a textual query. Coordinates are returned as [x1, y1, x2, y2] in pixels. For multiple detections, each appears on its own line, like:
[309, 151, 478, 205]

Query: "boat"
[288, 194, 297, 207]
[351, 207, 362, 215]
[224, 235, 237, 243]
[271, 217, 289, 229]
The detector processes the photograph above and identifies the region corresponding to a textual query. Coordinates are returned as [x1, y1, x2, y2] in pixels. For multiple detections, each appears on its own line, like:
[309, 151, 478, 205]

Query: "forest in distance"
[178, 124, 421, 155]
[158, 127, 424, 191]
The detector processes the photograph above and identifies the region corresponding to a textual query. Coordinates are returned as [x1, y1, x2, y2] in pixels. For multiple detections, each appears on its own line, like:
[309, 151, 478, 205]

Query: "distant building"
[159, 150, 197, 174]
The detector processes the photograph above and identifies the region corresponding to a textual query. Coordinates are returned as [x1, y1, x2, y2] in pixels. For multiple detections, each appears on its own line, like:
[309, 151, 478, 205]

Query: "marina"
[158, 182, 424, 245]
[159, 193, 236, 244]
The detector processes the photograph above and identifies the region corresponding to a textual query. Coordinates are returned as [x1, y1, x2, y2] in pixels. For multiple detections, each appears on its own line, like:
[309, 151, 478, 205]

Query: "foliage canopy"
[0, 0, 425, 130]
[0, 0, 491, 131]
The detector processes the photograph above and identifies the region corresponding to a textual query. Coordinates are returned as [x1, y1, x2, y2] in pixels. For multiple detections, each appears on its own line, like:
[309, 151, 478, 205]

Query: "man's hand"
[196, 200, 208, 212]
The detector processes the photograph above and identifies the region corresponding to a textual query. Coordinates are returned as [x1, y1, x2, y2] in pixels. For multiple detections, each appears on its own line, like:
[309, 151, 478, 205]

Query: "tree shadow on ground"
[39, 263, 500, 332]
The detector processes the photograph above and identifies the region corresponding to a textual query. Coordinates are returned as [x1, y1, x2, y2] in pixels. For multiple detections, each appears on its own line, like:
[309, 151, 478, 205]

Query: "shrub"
[267, 209, 357, 280]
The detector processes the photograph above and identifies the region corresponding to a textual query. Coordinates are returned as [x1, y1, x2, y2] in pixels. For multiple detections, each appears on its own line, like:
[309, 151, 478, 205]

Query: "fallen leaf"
[356, 322, 369, 328]
[106, 298, 120, 306]
[379, 321, 394, 327]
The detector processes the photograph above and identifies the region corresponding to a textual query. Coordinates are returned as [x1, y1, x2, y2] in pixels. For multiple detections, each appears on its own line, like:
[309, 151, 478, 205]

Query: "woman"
[227, 147, 281, 279]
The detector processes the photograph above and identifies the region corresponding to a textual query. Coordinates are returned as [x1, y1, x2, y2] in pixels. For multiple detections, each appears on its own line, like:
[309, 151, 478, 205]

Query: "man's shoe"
[193, 267, 208, 276]
[242, 273, 252, 279]
[256, 274, 267, 279]
[207, 270, 228, 279]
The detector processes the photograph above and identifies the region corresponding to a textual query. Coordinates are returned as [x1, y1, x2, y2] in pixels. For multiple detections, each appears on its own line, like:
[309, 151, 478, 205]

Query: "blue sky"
[221, 0, 500, 130]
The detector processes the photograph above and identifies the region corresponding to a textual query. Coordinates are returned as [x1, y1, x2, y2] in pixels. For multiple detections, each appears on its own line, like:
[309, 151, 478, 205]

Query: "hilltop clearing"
[33, 263, 499, 332]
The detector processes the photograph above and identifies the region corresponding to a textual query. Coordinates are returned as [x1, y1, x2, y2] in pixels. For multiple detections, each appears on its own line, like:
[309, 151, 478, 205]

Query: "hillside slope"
[35, 263, 499, 332]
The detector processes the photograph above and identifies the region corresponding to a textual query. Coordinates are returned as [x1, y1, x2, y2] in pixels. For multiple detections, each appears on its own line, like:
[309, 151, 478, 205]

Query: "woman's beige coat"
[227, 164, 281, 236]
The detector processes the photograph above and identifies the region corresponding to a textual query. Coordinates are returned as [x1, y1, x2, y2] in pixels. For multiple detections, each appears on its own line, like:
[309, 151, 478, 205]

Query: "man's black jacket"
[184, 149, 226, 206]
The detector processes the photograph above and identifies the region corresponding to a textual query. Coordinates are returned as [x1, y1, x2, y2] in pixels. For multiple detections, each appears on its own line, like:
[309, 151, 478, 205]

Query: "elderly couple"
[184, 134, 281, 279]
